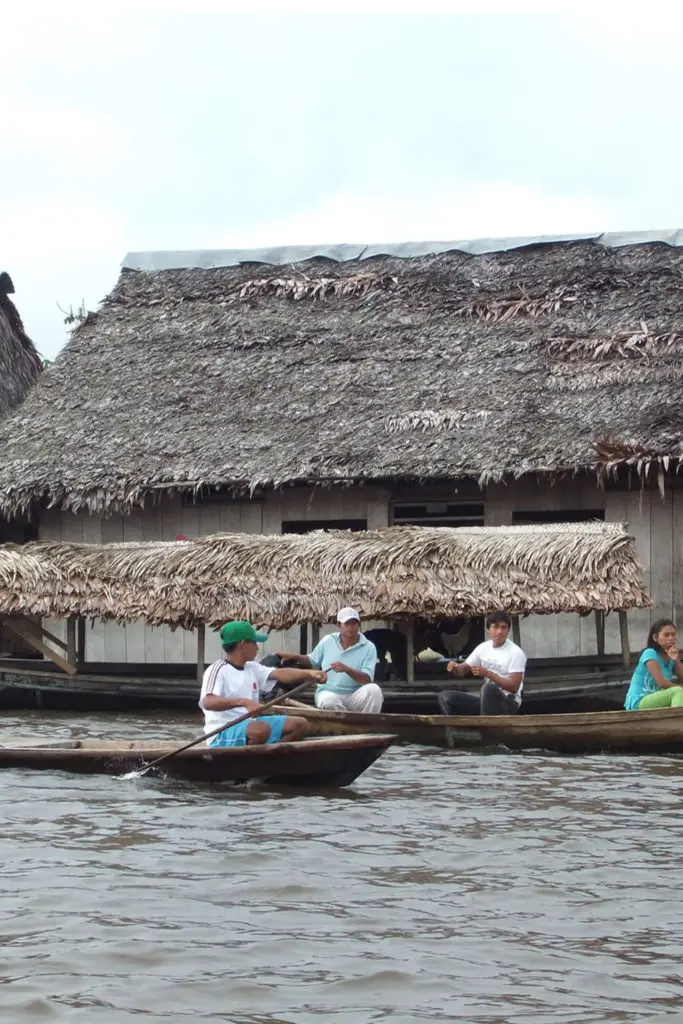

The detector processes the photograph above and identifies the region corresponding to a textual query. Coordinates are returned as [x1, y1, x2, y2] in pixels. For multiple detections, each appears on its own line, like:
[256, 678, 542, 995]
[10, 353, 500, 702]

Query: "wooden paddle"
[132, 680, 313, 777]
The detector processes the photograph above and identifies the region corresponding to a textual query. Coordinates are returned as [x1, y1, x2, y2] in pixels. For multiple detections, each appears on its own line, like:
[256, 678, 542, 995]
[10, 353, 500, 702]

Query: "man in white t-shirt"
[199, 620, 326, 747]
[437, 611, 526, 717]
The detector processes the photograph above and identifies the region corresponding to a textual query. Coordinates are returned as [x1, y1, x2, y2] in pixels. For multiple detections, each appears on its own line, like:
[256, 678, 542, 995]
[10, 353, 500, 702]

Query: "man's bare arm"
[269, 667, 326, 685]
[275, 651, 313, 668]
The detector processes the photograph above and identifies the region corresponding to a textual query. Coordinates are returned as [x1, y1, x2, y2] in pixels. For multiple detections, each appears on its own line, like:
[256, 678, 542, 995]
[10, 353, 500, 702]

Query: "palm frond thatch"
[455, 285, 580, 323]
[383, 410, 492, 435]
[0, 523, 648, 629]
[0, 238, 681, 514]
[239, 271, 397, 301]
[0, 272, 43, 418]
[546, 322, 680, 362]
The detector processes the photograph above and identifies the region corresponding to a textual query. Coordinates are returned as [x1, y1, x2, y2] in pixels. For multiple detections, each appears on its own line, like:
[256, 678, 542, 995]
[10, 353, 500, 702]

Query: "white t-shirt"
[466, 639, 527, 705]
[199, 659, 277, 734]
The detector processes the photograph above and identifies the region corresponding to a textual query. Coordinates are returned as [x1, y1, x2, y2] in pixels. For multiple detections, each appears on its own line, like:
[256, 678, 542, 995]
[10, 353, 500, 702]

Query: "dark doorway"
[282, 519, 367, 534]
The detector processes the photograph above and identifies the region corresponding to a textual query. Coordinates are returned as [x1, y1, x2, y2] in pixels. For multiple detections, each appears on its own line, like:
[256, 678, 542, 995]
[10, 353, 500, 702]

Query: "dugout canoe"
[271, 704, 683, 755]
[0, 733, 397, 786]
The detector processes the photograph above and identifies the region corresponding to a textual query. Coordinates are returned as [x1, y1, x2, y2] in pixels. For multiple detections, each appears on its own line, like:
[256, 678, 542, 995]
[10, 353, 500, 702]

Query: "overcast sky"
[4, 10, 683, 359]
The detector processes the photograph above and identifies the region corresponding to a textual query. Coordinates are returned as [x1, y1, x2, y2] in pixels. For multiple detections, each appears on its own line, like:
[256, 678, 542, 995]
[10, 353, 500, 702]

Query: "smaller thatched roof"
[0, 522, 648, 630]
[0, 272, 42, 418]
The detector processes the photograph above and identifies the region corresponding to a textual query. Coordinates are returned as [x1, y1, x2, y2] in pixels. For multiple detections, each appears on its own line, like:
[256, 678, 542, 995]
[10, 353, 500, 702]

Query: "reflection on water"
[1, 709, 683, 1022]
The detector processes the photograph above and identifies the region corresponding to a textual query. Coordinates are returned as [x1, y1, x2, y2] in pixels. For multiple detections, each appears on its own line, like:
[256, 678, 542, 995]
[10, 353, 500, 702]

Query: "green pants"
[638, 686, 683, 709]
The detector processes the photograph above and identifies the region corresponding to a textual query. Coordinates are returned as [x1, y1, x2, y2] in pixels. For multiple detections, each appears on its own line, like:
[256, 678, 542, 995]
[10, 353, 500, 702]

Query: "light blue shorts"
[208, 715, 287, 748]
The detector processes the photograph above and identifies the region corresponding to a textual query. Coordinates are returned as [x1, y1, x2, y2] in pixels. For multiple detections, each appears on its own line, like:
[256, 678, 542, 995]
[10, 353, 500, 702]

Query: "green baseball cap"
[219, 620, 269, 645]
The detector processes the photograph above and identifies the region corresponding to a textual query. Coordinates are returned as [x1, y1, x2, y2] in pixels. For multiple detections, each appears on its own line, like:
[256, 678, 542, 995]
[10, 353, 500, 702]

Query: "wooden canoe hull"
[0, 662, 629, 714]
[0, 734, 397, 786]
[273, 706, 459, 748]
[444, 707, 683, 754]
[271, 705, 683, 754]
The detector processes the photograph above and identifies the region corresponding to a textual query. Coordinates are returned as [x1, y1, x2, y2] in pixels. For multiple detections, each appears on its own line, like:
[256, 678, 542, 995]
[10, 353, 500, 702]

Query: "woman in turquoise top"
[624, 619, 683, 710]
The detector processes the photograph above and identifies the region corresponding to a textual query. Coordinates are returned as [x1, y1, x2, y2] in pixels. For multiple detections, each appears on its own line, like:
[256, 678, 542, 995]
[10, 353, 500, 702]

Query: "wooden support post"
[299, 624, 308, 655]
[406, 618, 414, 684]
[595, 610, 605, 656]
[1, 617, 77, 676]
[196, 623, 206, 683]
[311, 623, 321, 648]
[512, 616, 521, 646]
[77, 616, 86, 663]
[66, 615, 77, 665]
[618, 610, 630, 670]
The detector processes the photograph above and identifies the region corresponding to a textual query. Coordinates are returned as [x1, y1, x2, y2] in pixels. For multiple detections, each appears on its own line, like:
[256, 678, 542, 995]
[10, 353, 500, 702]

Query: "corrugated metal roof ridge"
[122, 229, 683, 273]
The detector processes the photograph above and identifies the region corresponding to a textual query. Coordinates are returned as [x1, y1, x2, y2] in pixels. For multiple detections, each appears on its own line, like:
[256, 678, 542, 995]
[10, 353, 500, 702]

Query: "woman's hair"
[485, 611, 512, 629]
[646, 618, 676, 655]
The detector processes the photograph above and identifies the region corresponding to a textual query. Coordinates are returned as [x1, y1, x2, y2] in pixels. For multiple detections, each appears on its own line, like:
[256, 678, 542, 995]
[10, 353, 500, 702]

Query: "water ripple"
[1, 710, 683, 1021]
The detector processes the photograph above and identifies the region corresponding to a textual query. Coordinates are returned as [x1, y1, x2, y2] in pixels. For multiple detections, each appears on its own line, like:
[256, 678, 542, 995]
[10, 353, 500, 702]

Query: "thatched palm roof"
[0, 234, 680, 514]
[0, 523, 648, 629]
[0, 272, 42, 419]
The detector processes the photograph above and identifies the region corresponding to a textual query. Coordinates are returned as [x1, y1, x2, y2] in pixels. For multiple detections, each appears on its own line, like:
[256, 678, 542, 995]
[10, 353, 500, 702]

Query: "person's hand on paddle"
[308, 669, 327, 683]
[446, 660, 460, 675]
[330, 661, 349, 673]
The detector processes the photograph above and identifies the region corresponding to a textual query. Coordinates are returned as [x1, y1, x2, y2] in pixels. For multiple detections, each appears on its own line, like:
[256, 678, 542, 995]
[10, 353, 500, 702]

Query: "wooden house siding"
[38, 486, 391, 665]
[36, 477, 676, 666]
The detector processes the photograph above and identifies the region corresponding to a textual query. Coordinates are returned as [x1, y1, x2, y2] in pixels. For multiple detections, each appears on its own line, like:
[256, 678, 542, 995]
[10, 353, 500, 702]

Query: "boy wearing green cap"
[199, 620, 325, 747]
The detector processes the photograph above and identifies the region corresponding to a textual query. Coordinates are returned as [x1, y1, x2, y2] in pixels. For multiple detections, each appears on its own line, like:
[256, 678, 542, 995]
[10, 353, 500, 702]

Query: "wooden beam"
[311, 623, 321, 647]
[406, 618, 414, 684]
[41, 626, 68, 652]
[66, 616, 77, 665]
[618, 610, 630, 670]
[512, 616, 521, 646]
[299, 624, 308, 655]
[595, 611, 605, 656]
[1, 618, 77, 676]
[77, 617, 86, 662]
[196, 624, 205, 683]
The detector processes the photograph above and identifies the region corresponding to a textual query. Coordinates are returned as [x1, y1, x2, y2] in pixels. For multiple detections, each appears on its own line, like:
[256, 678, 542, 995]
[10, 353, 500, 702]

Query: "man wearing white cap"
[277, 607, 383, 713]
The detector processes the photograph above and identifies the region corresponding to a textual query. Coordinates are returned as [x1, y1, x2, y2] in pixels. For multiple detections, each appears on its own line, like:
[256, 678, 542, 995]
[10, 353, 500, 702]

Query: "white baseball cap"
[337, 606, 360, 623]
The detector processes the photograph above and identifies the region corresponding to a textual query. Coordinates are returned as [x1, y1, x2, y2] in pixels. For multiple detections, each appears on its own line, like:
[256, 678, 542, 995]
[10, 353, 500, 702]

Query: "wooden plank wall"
[41, 497, 264, 665]
[262, 485, 391, 657]
[38, 479, 679, 666]
[485, 479, 608, 658]
[39, 486, 391, 666]
[604, 488, 676, 656]
[487, 480, 679, 658]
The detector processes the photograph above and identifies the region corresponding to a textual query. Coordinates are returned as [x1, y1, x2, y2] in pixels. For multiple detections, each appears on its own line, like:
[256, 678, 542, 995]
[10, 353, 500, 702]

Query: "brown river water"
[1, 710, 682, 1023]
